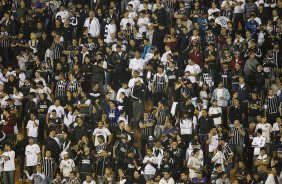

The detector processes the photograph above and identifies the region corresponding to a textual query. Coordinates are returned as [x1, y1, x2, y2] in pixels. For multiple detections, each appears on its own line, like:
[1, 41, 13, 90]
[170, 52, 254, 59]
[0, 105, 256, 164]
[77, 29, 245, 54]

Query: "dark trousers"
[267, 113, 278, 125]
[2, 171, 15, 184]
[233, 13, 245, 32]
[152, 92, 166, 106]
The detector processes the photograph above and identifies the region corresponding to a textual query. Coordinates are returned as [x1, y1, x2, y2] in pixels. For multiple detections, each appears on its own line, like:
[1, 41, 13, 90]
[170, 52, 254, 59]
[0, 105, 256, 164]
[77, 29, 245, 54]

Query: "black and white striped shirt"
[266, 95, 279, 114]
[153, 74, 168, 93]
[52, 41, 64, 60]
[0, 31, 10, 48]
[42, 157, 55, 177]
[56, 80, 67, 97]
[222, 143, 233, 161]
[123, 27, 134, 40]
[67, 79, 80, 92]
[140, 119, 155, 135]
[156, 108, 168, 126]
[229, 128, 245, 145]
[164, 0, 175, 10]
[67, 178, 81, 184]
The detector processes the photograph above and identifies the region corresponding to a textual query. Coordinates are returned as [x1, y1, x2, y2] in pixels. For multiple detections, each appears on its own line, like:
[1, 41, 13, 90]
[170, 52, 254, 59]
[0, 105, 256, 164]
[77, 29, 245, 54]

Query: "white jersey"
[215, 16, 230, 28]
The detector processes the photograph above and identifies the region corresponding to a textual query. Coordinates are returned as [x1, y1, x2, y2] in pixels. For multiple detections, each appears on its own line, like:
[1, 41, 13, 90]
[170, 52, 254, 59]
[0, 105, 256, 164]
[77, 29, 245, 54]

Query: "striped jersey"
[42, 157, 56, 177]
[229, 127, 245, 145]
[0, 31, 11, 47]
[56, 80, 67, 97]
[67, 79, 80, 92]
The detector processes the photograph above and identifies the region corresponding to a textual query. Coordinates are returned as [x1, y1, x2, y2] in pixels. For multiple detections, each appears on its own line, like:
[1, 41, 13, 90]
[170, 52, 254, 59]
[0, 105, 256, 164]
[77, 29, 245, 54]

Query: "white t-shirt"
[48, 105, 65, 118]
[25, 144, 41, 167]
[2, 150, 15, 171]
[104, 23, 117, 44]
[188, 156, 203, 179]
[252, 136, 266, 155]
[55, 10, 69, 22]
[209, 134, 218, 152]
[179, 119, 195, 135]
[161, 51, 172, 66]
[255, 123, 272, 143]
[59, 159, 75, 177]
[209, 106, 222, 125]
[137, 17, 150, 34]
[143, 156, 156, 175]
[185, 64, 201, 83]
[120, 18, 135, 30]
[92, 127, 111, 146]
[26, 120, 39, 138]
[208, 8, 220, 15]
[12, 92, 23, 106]
[128, 11, 138, 19]
[129, 58, 146, 76]
[234, 0, 245, 13]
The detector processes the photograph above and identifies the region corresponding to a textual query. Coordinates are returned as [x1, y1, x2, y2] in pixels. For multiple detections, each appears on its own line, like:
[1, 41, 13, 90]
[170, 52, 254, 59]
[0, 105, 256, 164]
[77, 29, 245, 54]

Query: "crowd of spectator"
[0, 0, 282, 183]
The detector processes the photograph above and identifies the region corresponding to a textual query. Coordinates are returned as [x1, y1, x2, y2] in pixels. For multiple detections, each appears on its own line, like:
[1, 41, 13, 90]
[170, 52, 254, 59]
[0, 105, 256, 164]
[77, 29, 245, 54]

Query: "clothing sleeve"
[211, 152, 219, 162]
[85, 99, 91, 106]
[265, 174, 275, 184]
[106, 128, 111, 136]
[225, 145, 233, 157]
[71, 160, 75, 167]
[36, 144, 41, 154]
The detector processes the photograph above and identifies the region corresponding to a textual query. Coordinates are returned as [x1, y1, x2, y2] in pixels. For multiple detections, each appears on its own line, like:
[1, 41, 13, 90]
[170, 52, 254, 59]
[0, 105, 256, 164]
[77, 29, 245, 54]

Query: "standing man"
[218, 135, 234, 178]
[265, 89, 280, 125]
[84, 10, 100, 38]
[55, 73, 67, 103]
[2, 143, 15, 184]
[152, 66, 168, 106]
[129, 50, 146, 77]
[42, 150, 56, 184]
[212, 82, 231, 127]
[229, 120, 245, 161]
[131, 79, 146, 127]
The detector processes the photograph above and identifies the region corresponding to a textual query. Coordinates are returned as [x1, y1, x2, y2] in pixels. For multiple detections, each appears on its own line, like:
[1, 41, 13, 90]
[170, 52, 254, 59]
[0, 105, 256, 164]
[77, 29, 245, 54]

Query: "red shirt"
[1, 115, 17, 134]
[229, 58, 245, 71]
[189, 51, 203, 67]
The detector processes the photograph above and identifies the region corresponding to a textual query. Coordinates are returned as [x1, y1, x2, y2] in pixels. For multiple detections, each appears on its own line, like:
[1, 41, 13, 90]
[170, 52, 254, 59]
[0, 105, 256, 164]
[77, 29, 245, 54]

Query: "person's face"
[29, 138, 34, 144]
[36, 165, 42, 172]
[46, 150, 51, 157]
[163, 172, 170, 180]
[143, 113, 149, 119]
[180, 173, 188, 180]
[69, 173, 75, 179]
[155, 141, 162, 148]
[171, 142, 177, 149]
[55, 100, 60, 106]
[98, 121, 103, 128]
[97, 136, 104, 144]
[135, 51, 141, 59]
[269, 90, 274, 96]
[85, 175, 92, 182]
[234, 120, 240, 128]
[217, 165, 222, 172]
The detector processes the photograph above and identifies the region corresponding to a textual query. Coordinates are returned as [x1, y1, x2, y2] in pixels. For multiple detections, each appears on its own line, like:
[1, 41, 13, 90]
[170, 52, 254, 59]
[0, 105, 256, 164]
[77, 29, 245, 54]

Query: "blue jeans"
[45, 176, 53, 184]
[225, 161, 233, 178]
[2, 171, 15, 184]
